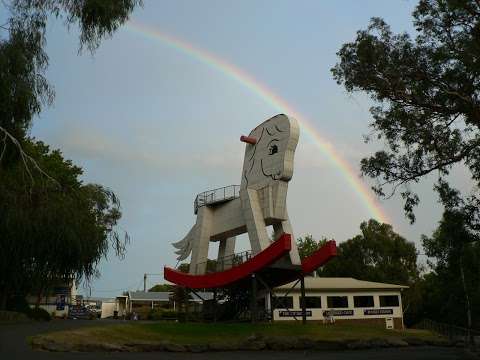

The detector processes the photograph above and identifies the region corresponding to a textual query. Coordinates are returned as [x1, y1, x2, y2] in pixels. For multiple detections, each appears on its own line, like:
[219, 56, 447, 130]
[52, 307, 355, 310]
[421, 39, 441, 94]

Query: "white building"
[114, 291, 214, 319]
[26, 281, 78, 318]
[270, 277, 407, 329]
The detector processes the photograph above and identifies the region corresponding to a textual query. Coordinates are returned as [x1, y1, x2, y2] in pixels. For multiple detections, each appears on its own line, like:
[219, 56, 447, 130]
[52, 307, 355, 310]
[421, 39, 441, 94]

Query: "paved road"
[0, 320, 477, 359]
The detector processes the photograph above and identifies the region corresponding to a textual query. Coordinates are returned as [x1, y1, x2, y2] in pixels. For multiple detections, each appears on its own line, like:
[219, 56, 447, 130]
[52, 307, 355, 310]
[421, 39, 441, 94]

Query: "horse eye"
[269, 144, 278, 155]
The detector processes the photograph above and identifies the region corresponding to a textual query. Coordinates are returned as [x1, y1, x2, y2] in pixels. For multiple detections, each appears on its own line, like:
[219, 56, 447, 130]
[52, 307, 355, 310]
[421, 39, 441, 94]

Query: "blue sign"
[364, 309, 393, 315]
[56, 295, 66, 310]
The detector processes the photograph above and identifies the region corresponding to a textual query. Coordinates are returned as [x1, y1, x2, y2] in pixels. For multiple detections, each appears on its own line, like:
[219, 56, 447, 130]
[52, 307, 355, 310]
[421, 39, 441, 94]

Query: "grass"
[30, 321, 440, 347]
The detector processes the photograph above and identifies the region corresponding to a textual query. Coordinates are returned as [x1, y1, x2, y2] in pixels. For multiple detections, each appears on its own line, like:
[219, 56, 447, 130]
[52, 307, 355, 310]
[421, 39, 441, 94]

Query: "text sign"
[364, 309, 393, 316]
[279, 310, 312, 317]
[323, 310, 354, 317]
[56, 295, 66, 311]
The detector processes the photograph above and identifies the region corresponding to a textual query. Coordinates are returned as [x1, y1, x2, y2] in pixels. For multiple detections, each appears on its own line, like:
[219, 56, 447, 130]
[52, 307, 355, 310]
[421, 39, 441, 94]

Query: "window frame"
[326, 295, 349, 309]
[379, 295, 400, 307]
[273, 296, 294, 309]
[300, 296, 322, 309]
[353, 295, 375, 308]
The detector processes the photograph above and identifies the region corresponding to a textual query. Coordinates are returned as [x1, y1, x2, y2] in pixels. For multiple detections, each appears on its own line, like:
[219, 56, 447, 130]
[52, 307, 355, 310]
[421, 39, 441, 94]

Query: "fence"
[417, 318, 480, 347]
[195, 250, 252, 274]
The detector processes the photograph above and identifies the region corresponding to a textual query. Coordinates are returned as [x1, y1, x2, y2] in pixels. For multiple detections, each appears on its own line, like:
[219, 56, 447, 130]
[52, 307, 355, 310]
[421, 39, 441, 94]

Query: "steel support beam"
[300, 275, 307, 325]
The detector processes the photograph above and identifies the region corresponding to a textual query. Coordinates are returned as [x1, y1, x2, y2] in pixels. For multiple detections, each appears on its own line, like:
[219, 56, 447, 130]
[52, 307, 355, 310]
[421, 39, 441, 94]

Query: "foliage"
[147, 308, 163, 321]
[146, 308, 178, 320]
[332, 0, 480, 223]
[296, 235, 328, 259]
[0, 139, 128, 309]
[0, 0, 141, 309]
[319, 220, 418, 285]
[0, 21, 51, 145]
[0, 0, 142, 153]
[311, 220, 421, 325]
[421, 210, 480, 329]
[0, 310, 29, 321]
[26, 307, 51, 321]
[149, 284, 174, 292]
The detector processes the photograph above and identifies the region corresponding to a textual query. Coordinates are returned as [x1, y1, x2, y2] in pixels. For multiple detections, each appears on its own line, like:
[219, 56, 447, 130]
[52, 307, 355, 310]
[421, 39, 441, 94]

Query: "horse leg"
[217, 237, 236, 271]
[241, 188, 270, 255]
[273, 210, 301, 265]
[189, 206, 214, 275]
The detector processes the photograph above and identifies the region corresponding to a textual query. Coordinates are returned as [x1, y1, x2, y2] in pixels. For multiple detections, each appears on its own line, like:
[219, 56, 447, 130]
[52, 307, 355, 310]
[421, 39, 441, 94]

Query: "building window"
[273, 296, 293, 309]
[379, 295, 399, 307]
[300, 296, 322, 309]
[354, 296, 374, 308]
[327, 296, 349, 308]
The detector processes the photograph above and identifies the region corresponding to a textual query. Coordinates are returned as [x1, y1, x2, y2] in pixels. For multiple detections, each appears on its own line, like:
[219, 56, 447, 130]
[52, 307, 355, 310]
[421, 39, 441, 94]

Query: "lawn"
[30, 321, 441, 351]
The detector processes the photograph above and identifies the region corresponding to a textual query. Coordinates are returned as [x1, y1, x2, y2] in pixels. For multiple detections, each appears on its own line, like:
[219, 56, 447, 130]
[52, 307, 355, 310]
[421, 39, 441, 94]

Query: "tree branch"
[0, 126, 59, 186]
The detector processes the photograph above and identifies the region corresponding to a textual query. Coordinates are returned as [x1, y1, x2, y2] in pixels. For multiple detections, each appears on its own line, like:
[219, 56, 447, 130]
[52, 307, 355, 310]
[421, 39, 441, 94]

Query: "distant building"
[26, 281, 77, 318]
[270, 277, 407, 329]
[115, 291, 214, 319]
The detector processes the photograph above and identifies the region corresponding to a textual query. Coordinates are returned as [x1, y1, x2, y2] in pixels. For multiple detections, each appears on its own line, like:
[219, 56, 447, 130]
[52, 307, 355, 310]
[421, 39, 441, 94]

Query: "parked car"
[68, 305, 96, 320]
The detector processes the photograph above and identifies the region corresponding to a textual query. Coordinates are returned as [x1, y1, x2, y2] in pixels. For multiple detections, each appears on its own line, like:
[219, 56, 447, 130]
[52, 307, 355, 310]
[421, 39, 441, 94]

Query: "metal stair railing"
[194, 185, 240, 214]
[195, 250, 252, 274]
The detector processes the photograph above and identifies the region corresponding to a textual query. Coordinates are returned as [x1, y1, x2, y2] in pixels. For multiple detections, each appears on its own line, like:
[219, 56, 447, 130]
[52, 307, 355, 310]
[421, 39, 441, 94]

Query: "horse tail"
[172, 225, 196, 261]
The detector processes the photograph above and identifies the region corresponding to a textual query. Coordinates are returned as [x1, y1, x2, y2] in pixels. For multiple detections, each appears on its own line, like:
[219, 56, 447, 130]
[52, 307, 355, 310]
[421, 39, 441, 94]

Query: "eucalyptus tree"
[0, 0, 142, 159]
[0, 0, 141, 309]
[0, 140, 129, 309]
[332, 0, 480, 224]
[422, 210, 480, 332]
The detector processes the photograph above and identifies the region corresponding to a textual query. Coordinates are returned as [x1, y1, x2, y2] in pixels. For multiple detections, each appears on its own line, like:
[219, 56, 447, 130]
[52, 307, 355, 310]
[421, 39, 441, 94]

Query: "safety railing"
[195, 250, 252, 274]
[194, 185, 240, 214]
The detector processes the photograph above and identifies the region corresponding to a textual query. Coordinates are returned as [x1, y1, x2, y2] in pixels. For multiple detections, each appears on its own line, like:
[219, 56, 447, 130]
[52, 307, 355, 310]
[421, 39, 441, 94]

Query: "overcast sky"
[25, 0, 473, 296]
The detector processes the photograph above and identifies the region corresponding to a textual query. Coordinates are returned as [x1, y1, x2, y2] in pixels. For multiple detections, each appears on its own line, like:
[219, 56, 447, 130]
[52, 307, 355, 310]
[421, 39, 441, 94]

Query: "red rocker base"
[164, 234, 337, 289]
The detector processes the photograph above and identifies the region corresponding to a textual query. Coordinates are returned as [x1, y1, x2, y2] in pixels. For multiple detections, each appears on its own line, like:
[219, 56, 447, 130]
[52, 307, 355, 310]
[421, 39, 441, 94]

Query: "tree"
[422, 210, 480, 331]
[0, 0, 141, 160]
[320, 220, 418, 284]
[149, 284, 174, 292]
[317, 220, 421, 325]
[332, 0, 480, 223]
[0, 0, 141, 309]
[0, 139, 128, 309]
[296, 235, 328, 260]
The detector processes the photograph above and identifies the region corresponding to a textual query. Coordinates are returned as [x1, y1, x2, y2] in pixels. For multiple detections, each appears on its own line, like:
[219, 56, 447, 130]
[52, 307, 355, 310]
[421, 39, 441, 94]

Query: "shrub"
[0, 310, 29, 321]
[161, 310, 177, 320]
[147, 309, 163, 320]
[26, 307, 51, 321]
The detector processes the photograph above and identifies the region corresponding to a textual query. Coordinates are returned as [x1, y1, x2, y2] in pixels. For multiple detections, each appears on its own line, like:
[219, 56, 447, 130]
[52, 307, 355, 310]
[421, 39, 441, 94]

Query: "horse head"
[240, 114, 299, 189]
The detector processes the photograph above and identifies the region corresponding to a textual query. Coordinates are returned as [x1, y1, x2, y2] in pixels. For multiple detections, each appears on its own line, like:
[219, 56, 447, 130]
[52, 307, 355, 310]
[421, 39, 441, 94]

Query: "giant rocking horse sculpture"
[164, 114, 336, 289]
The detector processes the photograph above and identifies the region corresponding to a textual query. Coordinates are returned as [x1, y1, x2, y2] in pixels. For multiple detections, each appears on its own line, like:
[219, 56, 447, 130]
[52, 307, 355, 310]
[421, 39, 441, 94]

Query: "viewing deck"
[194, 185, 240, 214]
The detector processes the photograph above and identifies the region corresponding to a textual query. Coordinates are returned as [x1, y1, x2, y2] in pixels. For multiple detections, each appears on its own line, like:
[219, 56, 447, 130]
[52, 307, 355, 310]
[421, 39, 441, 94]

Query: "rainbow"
[125, 21, 390, 224]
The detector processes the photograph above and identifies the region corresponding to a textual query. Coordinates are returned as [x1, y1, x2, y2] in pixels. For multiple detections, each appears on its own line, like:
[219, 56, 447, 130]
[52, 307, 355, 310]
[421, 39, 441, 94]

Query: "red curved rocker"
[164, 234, 337, 289]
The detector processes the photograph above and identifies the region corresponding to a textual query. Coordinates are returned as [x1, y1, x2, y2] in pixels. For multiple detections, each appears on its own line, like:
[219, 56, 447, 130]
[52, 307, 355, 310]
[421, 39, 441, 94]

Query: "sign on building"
[56, 294, 66, 311]
[279, 310, 312, 317]
[323, 310, 354, 317]
[364, 309, 393, 316]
